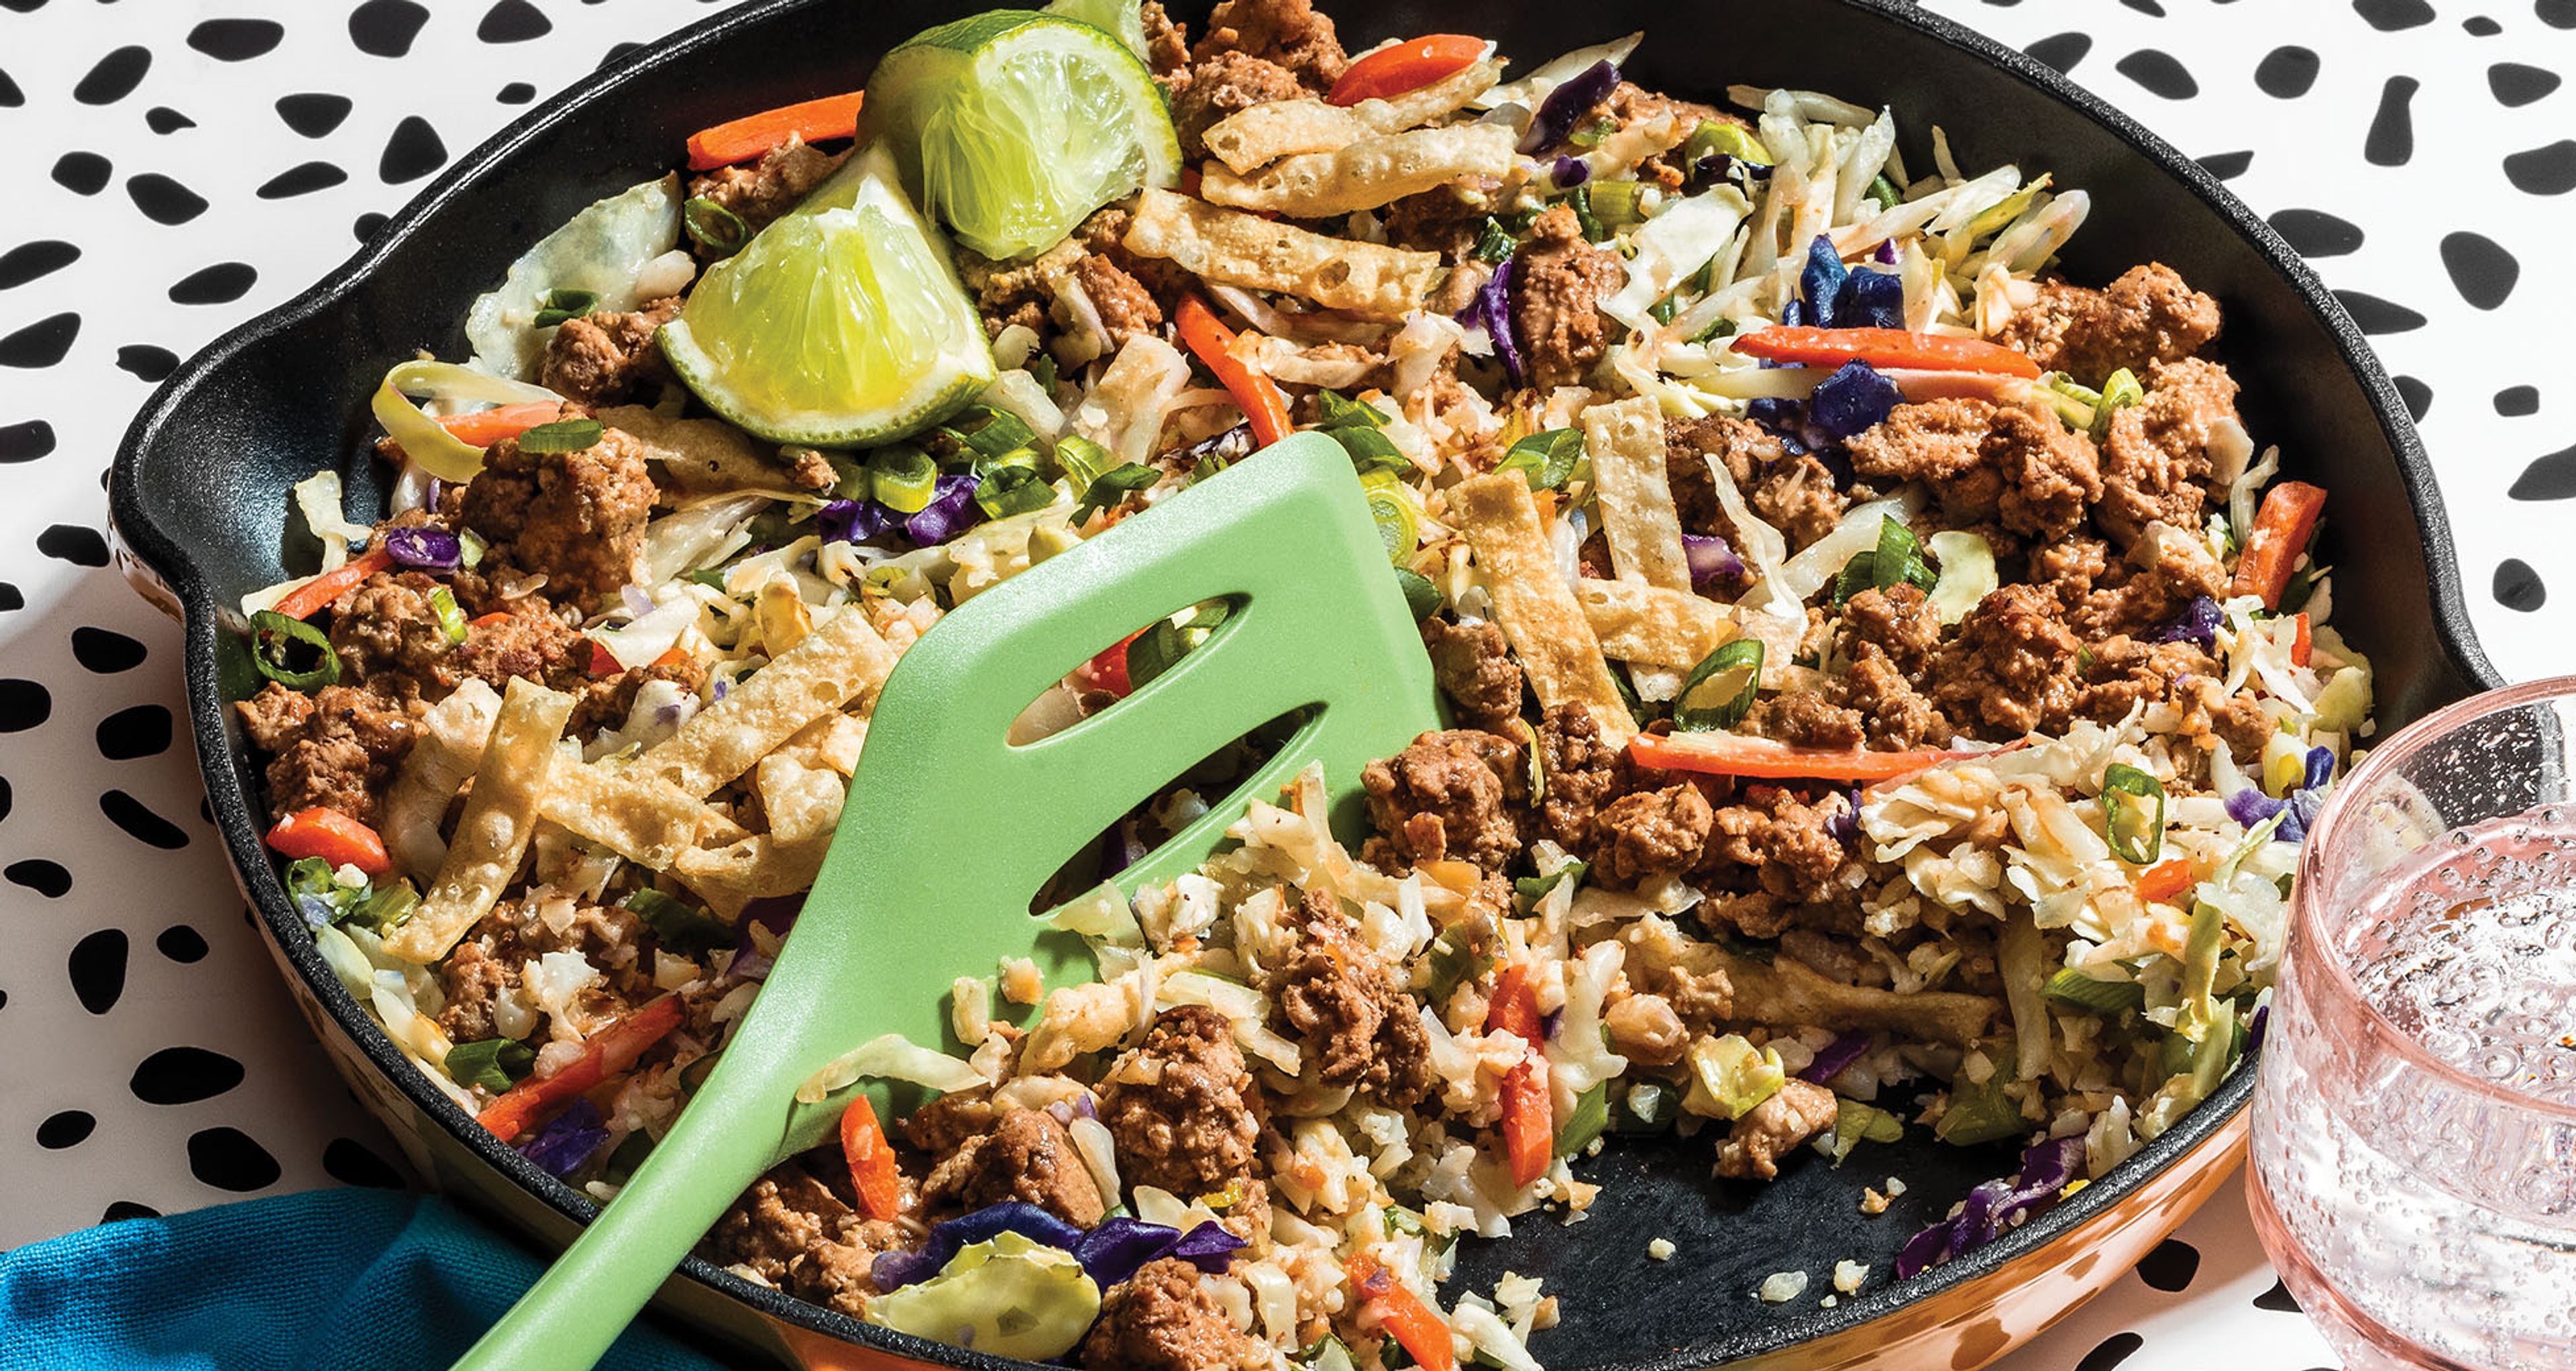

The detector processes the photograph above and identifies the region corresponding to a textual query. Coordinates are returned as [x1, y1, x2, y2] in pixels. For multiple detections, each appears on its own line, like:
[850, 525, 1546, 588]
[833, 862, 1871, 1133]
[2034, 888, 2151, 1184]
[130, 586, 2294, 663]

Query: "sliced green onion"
[627, 887, 732, 957]
[429, 586, 468, 645]
[284, 856, 364, 927]
[1833, 552, 1878, 607]
[1964, 174, 2050, 241]
[532, 288, 599, 329]
[1567, 116, 1619, 149]
[1053, 434, 1115, 491]
[1690, 315, 1739, 345]
[1650, 291, 1680, 325]
[369, 360, 561, 482]
[1829, 1098, 1906, 1163]
[1027, 352, 1059, 392]
[1076, 462, 1157, 519]
[1872, 515, 1938, 594]
[2040, 373, 2100, 431]
[1327, 424, 1410, 476]
[600, 1129, 655, 1186]
[1419, 916, 1496, 1008]
[1866, 173, 1902, 211]
[518, 417, 604, 454]
[1495, 427, 1585, 491]
[1682, 1033, 1784, 1121]
[1392, 567, 1442, 623]
[250, 609, 341, 691]
[2094, 366, 2144, 439]
[943, 403, 1038, 462]
[1316, 389, 1385, 430]
[1608, 1080, 1678, 1135]
[1933, 1067, 2025, 1146]
[1684, 119, 1770, 168]
[1513, 860, 1589, 911]
[1126, 601, 1231, 689]
[1588, 179, 1646, 231]
[1473, 217, 1515, 264]
[975, 463, 1058, 518]
[2178, 899, 2227, 1042]
[445, 1037, 537, 1093]
[684, 195, 750, 256]
[352, 880, 421, 930]
[1358, 472, 1418, 564]
[868, 444, 940, 513]
[1301, 1335, 1360, 1371]
[1555, 1081, 1611, 1157]
[1567, 185, 1605, 242]
[1674, 638, 1764, 731]
[2100, 763, 2166, 864]
[2043, 967, 2145, 1015]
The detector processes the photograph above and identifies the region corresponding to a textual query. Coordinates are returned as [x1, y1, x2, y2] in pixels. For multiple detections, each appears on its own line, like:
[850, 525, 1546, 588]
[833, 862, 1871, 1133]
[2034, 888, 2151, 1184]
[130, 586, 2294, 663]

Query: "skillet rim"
[104, 0, 2503, 1365]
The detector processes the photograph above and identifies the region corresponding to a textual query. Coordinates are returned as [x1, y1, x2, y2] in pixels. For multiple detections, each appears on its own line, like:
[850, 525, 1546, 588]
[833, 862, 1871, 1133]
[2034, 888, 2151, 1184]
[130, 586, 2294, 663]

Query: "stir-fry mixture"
[231, 0, 2371, 1364]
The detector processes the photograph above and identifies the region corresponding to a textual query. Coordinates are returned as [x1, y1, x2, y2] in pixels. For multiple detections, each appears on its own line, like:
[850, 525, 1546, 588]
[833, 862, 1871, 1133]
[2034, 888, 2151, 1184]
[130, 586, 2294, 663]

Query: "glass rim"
[2298, 673, 2576, 1125]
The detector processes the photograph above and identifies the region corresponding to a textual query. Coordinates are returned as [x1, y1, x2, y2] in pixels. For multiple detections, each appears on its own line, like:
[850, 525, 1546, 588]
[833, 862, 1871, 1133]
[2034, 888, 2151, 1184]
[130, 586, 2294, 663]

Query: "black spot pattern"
[0, 584, 20, 612]
[257, 160, 349, 199]
[7, 859, 70, 898]
[131, 1047, 247, 1105]
[0, 68, 19, 107]
[2196, 150, 2254, 179]
[2509, 442, 2576, 499]
[115, 344, 178, 382]
[2489, 61, 2562, 105]
[38, 524, 109, 566]
[96, 705, 172, 761]
[2335, 289, 2427, 333]
[2254, 46, 2320, 97]
[2496, 385, 2540, 416]
[36, 1111, 96, 1150]
[187, 18, 286, 61]
[2365, 75, 2418, 165]
[100, 791, 189, 849]
[156, 925, 209, 964]
[477, 0, 553, 43]
[2353, 0, 2436, 28]
[144, 106, 196, 134]
[68, 929, 127, 1011]
[497, 81, 537, 103]
[0, 313, 80, 368]
[51, 151, 112, 195]
[276, 92, 354, 137]
[2269, 207, 2365, 256]
[125, 173, 209, 225]
[2439, 231, 2520, 309]
[378, 115, 447, 183]
[2542, 0, 2576, 26]
[2394, 374, 2432, 421]
[2253, 1278, 2304, 1312]
[2025, 33, 2092, 74]
[186, 1127, 282, 1192]
[72, 46, 151, 105]
[0, 678, 51, 731]
[2465, 14, 2506, 34]
[2076, 1332, 2145, 1371]
[323, 1137, 408, 1188]
[168, 262, 258, 305]
[2135, 1238, 2201, 1291]
[100, 1201, 160, 1223]
[2504, 140, 2576, 193]
[72, 628, 148, 673]
[0, 420, 55, 463]
[349, 0, 432, 58]
[2114, 49, 2199, 98]
[354, 211, 391, 243]
[0, 242, 83, 291]
[2496, 558, 2548, 611]
[2118, 0, 2166, 13]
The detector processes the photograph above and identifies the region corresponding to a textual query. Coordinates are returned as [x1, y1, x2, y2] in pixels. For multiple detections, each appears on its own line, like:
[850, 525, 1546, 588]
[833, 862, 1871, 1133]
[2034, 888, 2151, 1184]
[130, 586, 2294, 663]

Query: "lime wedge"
[659, 142, 994, 448]
[868, 11, 1181, 261]
[1043, 0, 1148, 61]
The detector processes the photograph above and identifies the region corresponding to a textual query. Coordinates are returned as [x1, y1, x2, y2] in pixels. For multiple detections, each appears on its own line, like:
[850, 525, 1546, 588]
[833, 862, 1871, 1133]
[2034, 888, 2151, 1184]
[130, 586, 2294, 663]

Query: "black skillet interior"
[108, 0, 2500, 1366]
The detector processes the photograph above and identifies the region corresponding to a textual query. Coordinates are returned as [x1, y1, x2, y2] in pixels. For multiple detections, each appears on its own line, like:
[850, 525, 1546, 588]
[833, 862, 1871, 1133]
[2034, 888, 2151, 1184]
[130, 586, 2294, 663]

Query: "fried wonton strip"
[595, 405, 792, 494]
[1449, 473, 1633, 745]
[1201, 58, 1503, 173]
[1582, 397, 1689, 594]
[672, 834, 828, 920]
[755, 753, 847, 848]
[537, 755, 747, 870]
[1575, 578, 1738, 669]
[1124, 189, 1441, 320]
[636, 605, 898, 797]
[1201, 125, 1516, 217]
[386, 678, 574, 964]
[1715, 945, 1997, 1047]
[382, 677, 503, 882]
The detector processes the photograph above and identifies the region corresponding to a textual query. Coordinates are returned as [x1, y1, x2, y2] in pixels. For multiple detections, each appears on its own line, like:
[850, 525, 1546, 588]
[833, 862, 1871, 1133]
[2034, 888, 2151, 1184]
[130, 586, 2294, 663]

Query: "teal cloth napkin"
[0, 1188, 729, 1370]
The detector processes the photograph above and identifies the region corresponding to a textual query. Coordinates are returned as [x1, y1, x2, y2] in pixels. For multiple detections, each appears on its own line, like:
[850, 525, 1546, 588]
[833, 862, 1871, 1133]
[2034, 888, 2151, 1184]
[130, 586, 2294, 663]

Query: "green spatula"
[453, 430, 1441, 1371]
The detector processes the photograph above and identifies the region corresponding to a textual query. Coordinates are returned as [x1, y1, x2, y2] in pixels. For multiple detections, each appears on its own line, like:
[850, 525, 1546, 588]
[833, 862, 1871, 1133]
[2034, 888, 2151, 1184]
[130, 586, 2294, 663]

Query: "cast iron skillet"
[109, 0, 2500, 1366]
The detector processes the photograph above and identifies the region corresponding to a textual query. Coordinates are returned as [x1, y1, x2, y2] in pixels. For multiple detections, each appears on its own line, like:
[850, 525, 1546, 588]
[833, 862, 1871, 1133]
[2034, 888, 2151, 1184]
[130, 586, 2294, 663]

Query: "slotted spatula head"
[453, 431, 1442, 1371]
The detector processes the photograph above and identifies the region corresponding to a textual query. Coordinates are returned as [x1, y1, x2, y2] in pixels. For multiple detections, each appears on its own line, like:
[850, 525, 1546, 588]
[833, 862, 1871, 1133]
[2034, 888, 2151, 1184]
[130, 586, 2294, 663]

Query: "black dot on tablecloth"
[323, 1137, 407, 1188]
[5, 859, 68, 897]
[0, 68, 20, 107]
[2135, 1237, 2200, 1290]
[72, 628, 147, 673]
[2335, 289, 2427, 333]
[2504, 140, 2576, 193]
[497, 81, 537, 103]
[478, 0, 552, 43]
[379, 115, 447, 184]
[36, 1111, 96, 1150]
[1, 775, 13, 823]
[350, 0, 432, 58]
[101, 790, 189, 850]
[2489, 61, 2561, 105]
[2196, 150, 2253, 179]
[115, 344, 178, 382]
[2393, 374, 2431, 421]
[2495, 558, 2548, 611]
[0, 240, 82, 291]
[2439, 231, 2519, 309]
[38, 524, 109, 567]
[0, 0, 40, 13]
[187, 1126, 281, 1192]
[156, 924, 207, 963]
[73, 46, 150, 105]
[2366, 77, 2417, 165]
[169, 262, 258, 305]
[2541, 0, 2576, 26]
[0, 584, 21, 612]
[52, 152, 111, 195]
[2025, 34, 2091, 74]
[101, 1201, 160, 1223]
[2496, 384, 2540, 415]
[69, 928, 126, 1011]
[2354, 0, 2437, 28]
[275, 92, 353, 138]
[2254, 1278, 2304, 1312]
[131, 1046, 246, 1105]
[598, 42, 649, 69]
[354, 211, 390, 244]
[144, 106, 195, 134]
[256, 160, 348, 199]
[2075, 1331, 2145, 1371]
[2509, 442, 2576, 499]
[2267, 207, 2363, 256]
[186, 17, 284, 62]
[0, 313, 80, 368]
[0, 420, 54, 464]
[2114, 49, 2198, 99]
[0, 678, 51, 731]
[2254, 46, 2320, 97]
[96, 705, 172, 761]
[2465, 13, 2505, 32]
[126, 172, 209, 225]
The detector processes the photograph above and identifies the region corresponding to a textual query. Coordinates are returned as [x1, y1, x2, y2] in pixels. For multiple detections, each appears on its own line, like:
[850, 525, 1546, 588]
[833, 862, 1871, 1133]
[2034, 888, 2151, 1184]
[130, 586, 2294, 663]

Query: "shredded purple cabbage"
[1692, 153, 1768, 185]
[1551, 156, 1590, 188]
[517, 1098, 609, 1179]
[2145, 597, 2223, 650]
[2223, 746, 2336, 844]
[2246, 1003, 2271, 1051]
[1454, 254, 1523, 386]
[816, 498, 895, 546]
[1181, 423, 1254, 469]
[1800, 236, 1849, 323]
[382, 525, 462, 574]
[1165, 1221, 1247, 1272]
[2301, 744, 2334, 792]
[1810, 360, 1901, 440]
[1836, 268, 1904, 329]
[818, 474, 984, 549]
[873, 1202, 1088, 1292]
[1070, 1217, 1181, 1289]
[726, 895, 804, 982]
[1894, 1134, 2086, 1279]
[1520, 60, 1619, 153]
[1681, 534, 1744, 586]
[1799, 1030, 1873, 1084]
[1874, 239, 1900, 266]
[877, 1207, 1244, 1297]
[1540, 1007, 1564, 1041]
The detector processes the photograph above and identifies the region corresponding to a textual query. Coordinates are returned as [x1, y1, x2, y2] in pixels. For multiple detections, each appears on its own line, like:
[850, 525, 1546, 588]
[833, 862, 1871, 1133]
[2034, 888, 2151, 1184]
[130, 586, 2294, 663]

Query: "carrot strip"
[435, 403, 566, 448]
[1731, 325, 2043, 378]
[265, 807, 392, 877]
[684, 91, 864, 171]
[2135, 858, 2194, 905]
[2229, 480, 2328, 609]
[840, 1095, 902, 1222]
[477, 995, 686, 1141]
[1485, 965, 1552, 1188]
[1348, 1253, 1456, 1371]
[272, 547, 395, 621]
[1329, 34, 1486, 105]
[1175, 294, 1292, 448]
[1629, 729, 1995, 784]
[2290, 612, 2312, 668]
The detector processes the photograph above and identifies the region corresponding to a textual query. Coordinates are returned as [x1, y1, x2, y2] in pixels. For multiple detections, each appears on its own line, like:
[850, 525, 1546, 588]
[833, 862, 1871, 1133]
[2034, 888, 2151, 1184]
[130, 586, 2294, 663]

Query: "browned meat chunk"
[1360, 729, 1525, 872]
[1140, 0, 1190, 76]
[1189, 0, 1346, 91]
[1750, 454, 1853, 551]
[2075, 635, 2236, 735]
[1998, 262, 2222, 385]
[1715, 1078, 1838, 1180]
[1603, 993, 1688, 1066]
[1845, 399, 2102, 539]
[448, 604, 591, 693]
[1534, 701, 1629, 856]
[1585, 84, 1725, 188]
[2096, 357, 2238, 546]
[435, 897, 650, 1045]
[921, 1107, 1107, 1227]
[1839, 646, 1955, 750]
[1701, 786, 1852, 909]
[1074, 254, 1166, 348]
[1272, 891, 1435, 1103]
[568, 661, 704, 738]
[1420, 617, 1523, 733]
[1838, 584, 1945, 674]
[460, 424, 657, 611]
[1744, 689, 1866, 750]
[1169, 50, 1307, 161]
[1929, 583, 2080, 738]
[1595, 783, 1715, 886]
[1079, 1257, 1265, 1371]
[1099, 1005, 1265, 1200]
[702, 1163, 903, 1320]
[1988, 403, 2104, 540]
[1512, 205, 1622, 391]
[235, 682, 414, 826]
[1380, 179, 1505, 260]
[540, 298, 680, 407]
[2033, 528, 2227, 641]
[327, 570, 460, 699]
[686, 136, 845, 241]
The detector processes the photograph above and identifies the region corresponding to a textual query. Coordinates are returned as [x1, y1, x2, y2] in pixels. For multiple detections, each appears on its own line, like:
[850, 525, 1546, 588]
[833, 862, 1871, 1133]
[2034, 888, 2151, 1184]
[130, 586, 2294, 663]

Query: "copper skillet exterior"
[107, 0, 2498, 1365]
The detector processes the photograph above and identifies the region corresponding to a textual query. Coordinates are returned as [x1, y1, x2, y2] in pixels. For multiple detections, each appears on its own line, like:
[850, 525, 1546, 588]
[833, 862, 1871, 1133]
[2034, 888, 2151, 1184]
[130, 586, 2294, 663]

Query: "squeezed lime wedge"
[867, 11, 1181, 261]
[659, 142, 994, 448]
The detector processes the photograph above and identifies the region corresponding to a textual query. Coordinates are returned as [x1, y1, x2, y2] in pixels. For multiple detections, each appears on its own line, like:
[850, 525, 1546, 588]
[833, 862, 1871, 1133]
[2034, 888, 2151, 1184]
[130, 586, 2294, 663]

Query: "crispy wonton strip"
[673, 834, 828, 920]
[537, 754, 747, 870]
[1124, 189, 1440, 320]
[755, 754, 847, 847]
[1575, 578, 1738, 669]
[1201, 58, 1503, 174]
[1201, 125, 1515, 217]
[386, 678, 574, 964]
[636, 605, 898, 797]
[594, 405, 789, 494]
[382, 677, 502, 882]
[1582, 397, 1689, 594]
[1716, 944, 1997, 1046]
[1449, 474, 1633, 745]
